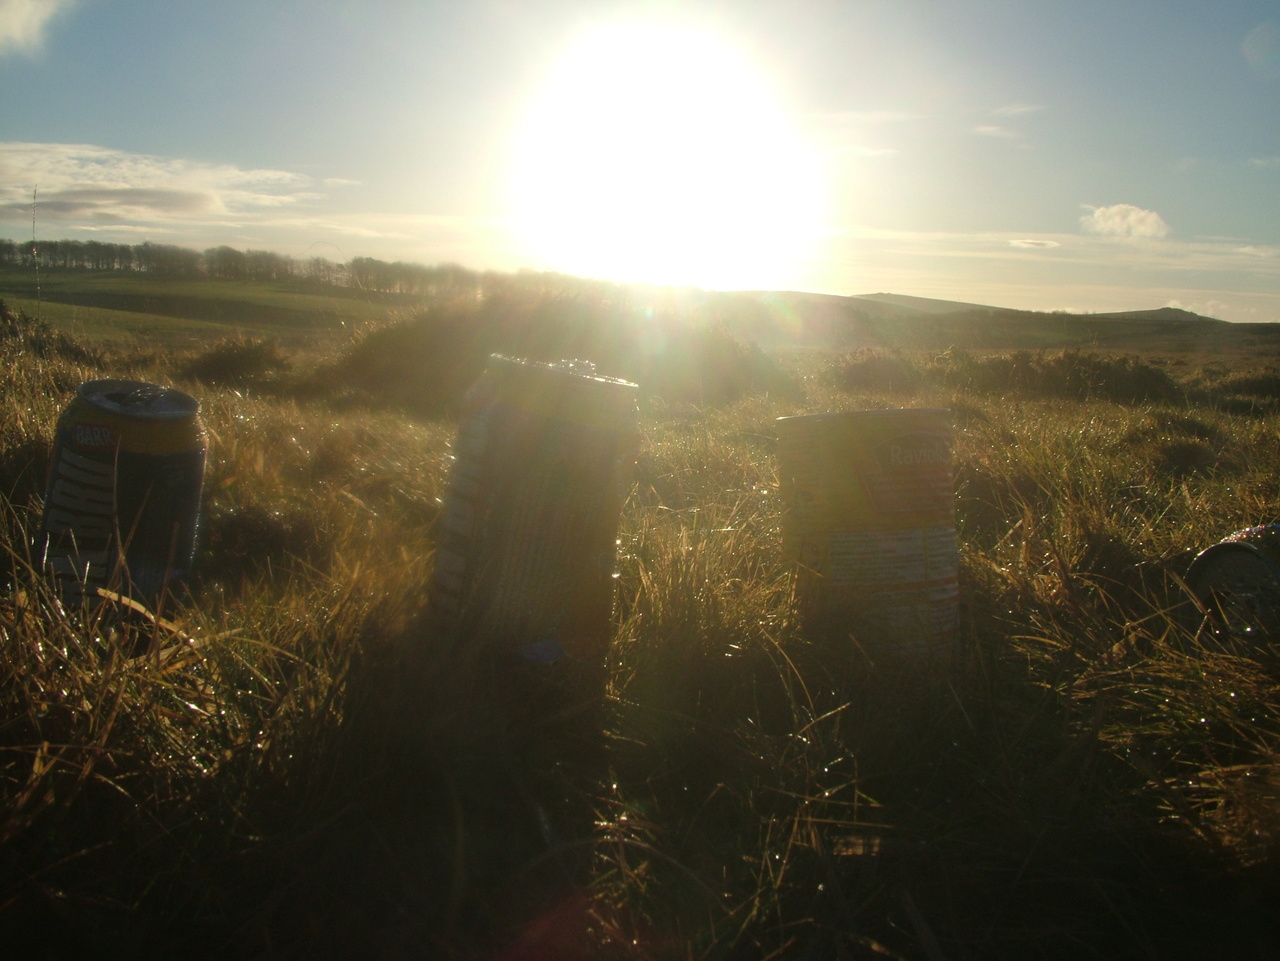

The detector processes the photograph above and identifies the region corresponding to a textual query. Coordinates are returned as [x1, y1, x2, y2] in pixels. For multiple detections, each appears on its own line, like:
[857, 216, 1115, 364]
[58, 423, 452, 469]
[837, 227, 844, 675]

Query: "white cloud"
[993, 103, 1045, 116]
[1249, 156, 1280, 167]
[1080, 203, 1170, 239]
[1165, 298, 1234, 319]
[0, 0, 74, 55]
[973, 106, 1043, 146]
[0, 142, 320, 226]
[0, 141, 519, 265]
[974, 119, 1034, 148]
[1009, 239, 1060, 249]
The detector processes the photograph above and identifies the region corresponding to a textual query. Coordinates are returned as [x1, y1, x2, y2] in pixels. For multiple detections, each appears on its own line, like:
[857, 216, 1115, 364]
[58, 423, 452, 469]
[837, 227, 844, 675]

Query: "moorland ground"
[2, 272, 1280, 959]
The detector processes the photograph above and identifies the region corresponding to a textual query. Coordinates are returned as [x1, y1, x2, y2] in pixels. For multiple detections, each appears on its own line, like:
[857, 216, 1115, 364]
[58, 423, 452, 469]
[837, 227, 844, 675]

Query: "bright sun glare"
[510, 22, 826, 290]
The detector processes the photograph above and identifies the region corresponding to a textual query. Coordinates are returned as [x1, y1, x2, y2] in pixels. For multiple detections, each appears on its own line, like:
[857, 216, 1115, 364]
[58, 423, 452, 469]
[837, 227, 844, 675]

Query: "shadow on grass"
[2, 575, 1278, 960]
[182, 626, 610, 960]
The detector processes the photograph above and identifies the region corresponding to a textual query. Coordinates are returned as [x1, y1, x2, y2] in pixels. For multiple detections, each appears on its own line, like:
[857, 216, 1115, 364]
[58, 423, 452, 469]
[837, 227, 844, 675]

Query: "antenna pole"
[32, 186, 41, 320]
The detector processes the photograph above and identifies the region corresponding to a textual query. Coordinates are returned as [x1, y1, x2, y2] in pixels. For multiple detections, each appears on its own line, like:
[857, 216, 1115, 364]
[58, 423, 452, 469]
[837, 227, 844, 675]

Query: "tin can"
[430, 356, 640, 691]
[776, 409, 959, 657]
[1185, 525, 1280, 651]
[38, 380, 206, 609]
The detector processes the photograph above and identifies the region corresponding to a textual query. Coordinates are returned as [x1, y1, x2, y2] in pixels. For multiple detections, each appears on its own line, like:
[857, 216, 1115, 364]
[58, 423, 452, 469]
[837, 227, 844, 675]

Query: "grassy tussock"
[2, 299, 1280, 957]
[178, 336, 294, 388]
[307, 292, 799, 416]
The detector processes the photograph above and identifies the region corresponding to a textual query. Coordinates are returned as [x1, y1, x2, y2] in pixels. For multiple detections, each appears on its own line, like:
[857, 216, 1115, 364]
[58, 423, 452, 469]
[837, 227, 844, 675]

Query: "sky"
[1, 0, 1278, 321]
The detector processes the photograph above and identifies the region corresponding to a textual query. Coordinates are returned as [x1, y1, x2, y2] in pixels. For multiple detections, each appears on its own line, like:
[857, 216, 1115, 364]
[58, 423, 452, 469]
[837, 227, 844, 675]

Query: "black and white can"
[38, 380, 206, 609]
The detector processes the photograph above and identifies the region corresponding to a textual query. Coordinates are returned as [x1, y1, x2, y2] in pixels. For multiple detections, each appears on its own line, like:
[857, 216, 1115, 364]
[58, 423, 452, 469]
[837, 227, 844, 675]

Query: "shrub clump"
[828, 348, 924, 394]
[0, 299, 102, 366]
[314, 306, 491, 416]
[1208, 371, 1280, 400]
[179, 336, 293, 387]
[638, 321, 799, 406]
[314, 296, 798, 416]
[931, 348, 1181, 404]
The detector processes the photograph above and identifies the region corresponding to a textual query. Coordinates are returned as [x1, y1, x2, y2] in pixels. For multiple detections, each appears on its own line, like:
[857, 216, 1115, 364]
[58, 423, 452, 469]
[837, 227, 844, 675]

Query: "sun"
[508, 22, 826, 290]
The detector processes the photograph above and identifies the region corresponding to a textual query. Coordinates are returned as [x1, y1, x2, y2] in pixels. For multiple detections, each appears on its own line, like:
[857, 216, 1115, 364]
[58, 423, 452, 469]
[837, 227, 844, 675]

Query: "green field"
[0, 270, 416, 347]
[2, 279, 1280, 958]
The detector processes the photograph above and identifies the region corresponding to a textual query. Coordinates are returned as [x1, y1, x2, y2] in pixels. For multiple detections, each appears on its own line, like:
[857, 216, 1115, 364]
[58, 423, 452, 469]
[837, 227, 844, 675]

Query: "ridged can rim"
[77, 379, 200, 420]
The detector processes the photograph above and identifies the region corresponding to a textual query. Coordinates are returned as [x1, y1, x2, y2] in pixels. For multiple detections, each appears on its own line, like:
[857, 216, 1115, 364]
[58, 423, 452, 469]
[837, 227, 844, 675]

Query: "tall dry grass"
[1, 299, 1279, 958]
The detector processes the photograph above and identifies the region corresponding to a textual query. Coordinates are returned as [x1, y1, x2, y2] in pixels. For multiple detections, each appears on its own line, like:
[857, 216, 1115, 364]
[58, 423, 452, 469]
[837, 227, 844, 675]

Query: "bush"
[930, 347, 1181, 404]
[828, 348, 924, 394]
[637, 321, 800, 406]
[315, 296, 798, 416]
[0, 299, 102, 366]
[179, 336, 292, 387]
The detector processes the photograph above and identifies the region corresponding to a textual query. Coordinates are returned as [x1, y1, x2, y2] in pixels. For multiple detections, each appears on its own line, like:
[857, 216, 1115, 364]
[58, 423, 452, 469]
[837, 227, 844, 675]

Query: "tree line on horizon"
[0, 237, 484, 296]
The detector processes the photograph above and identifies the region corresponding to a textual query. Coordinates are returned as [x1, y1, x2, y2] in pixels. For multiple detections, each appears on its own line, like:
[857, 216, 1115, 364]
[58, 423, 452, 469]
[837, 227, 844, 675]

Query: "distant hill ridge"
[853, 292, 1022, 316]
[851, 292, 1221, 324]
[3, 262, 1269, 357]
[731, 288, 1266, 353]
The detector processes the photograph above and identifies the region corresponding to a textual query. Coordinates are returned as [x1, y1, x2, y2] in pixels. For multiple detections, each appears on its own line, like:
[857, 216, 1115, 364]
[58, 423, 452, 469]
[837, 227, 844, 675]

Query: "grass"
[2, 294, 1280, 958]
[0, 269, 407, 348]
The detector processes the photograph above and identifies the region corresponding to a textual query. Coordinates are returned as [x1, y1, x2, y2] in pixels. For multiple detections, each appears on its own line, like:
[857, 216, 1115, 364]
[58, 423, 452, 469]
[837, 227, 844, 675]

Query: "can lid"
[77, 380, 200, 420]
[488, 354, 638, 391]
[776, 408, 951, 427]
[482, 354, 639, 429]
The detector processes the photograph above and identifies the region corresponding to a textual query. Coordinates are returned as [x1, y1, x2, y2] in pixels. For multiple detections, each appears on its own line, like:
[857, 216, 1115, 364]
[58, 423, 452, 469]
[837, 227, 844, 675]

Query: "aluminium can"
[38, 379, 206, 609]
[429, 355, 640, 694]
[1184, 524, 1280, 652]
[776, 408, 959, 657]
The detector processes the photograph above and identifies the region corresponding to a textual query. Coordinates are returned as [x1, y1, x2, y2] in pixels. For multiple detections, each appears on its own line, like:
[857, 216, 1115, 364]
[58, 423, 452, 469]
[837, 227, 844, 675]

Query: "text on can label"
[888, 443, 949, 467]
[73, 424, 117, 449]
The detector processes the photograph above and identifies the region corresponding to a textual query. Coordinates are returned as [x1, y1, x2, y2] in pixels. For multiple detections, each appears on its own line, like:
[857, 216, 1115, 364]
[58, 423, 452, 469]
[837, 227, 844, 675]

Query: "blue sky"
[2, 0, 1278, 320]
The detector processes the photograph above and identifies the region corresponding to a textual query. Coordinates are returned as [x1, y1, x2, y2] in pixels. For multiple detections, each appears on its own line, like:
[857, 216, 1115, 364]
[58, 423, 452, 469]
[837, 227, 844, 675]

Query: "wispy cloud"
[1236, 245, 1279, 258]
[1242, 21, 1280, 80]
[993, 103, 1045, 116]
[1009, 239, 1060, 249]
[1249, 156, 1280, 168]
[0, 142, 321, 227]
[806, 111, 914, 161]
[0, 141, 514, 263]
[32, 188, 216, 221]
[1080, 203, 1170, 239]
[0, 0, 75, 56]
[975, 104, 1042, 146]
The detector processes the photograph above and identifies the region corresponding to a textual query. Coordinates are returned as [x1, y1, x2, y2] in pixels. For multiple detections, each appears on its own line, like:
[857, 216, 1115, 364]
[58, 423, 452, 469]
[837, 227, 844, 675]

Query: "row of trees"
[0, 238, 202, 275]
[0, 238, 484, 295]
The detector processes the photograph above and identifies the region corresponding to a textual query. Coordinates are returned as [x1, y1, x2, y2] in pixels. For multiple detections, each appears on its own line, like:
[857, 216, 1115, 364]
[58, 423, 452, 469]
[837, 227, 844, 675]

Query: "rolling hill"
[740, 289, 1278, 356]
[3, 267, 1277, 359]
